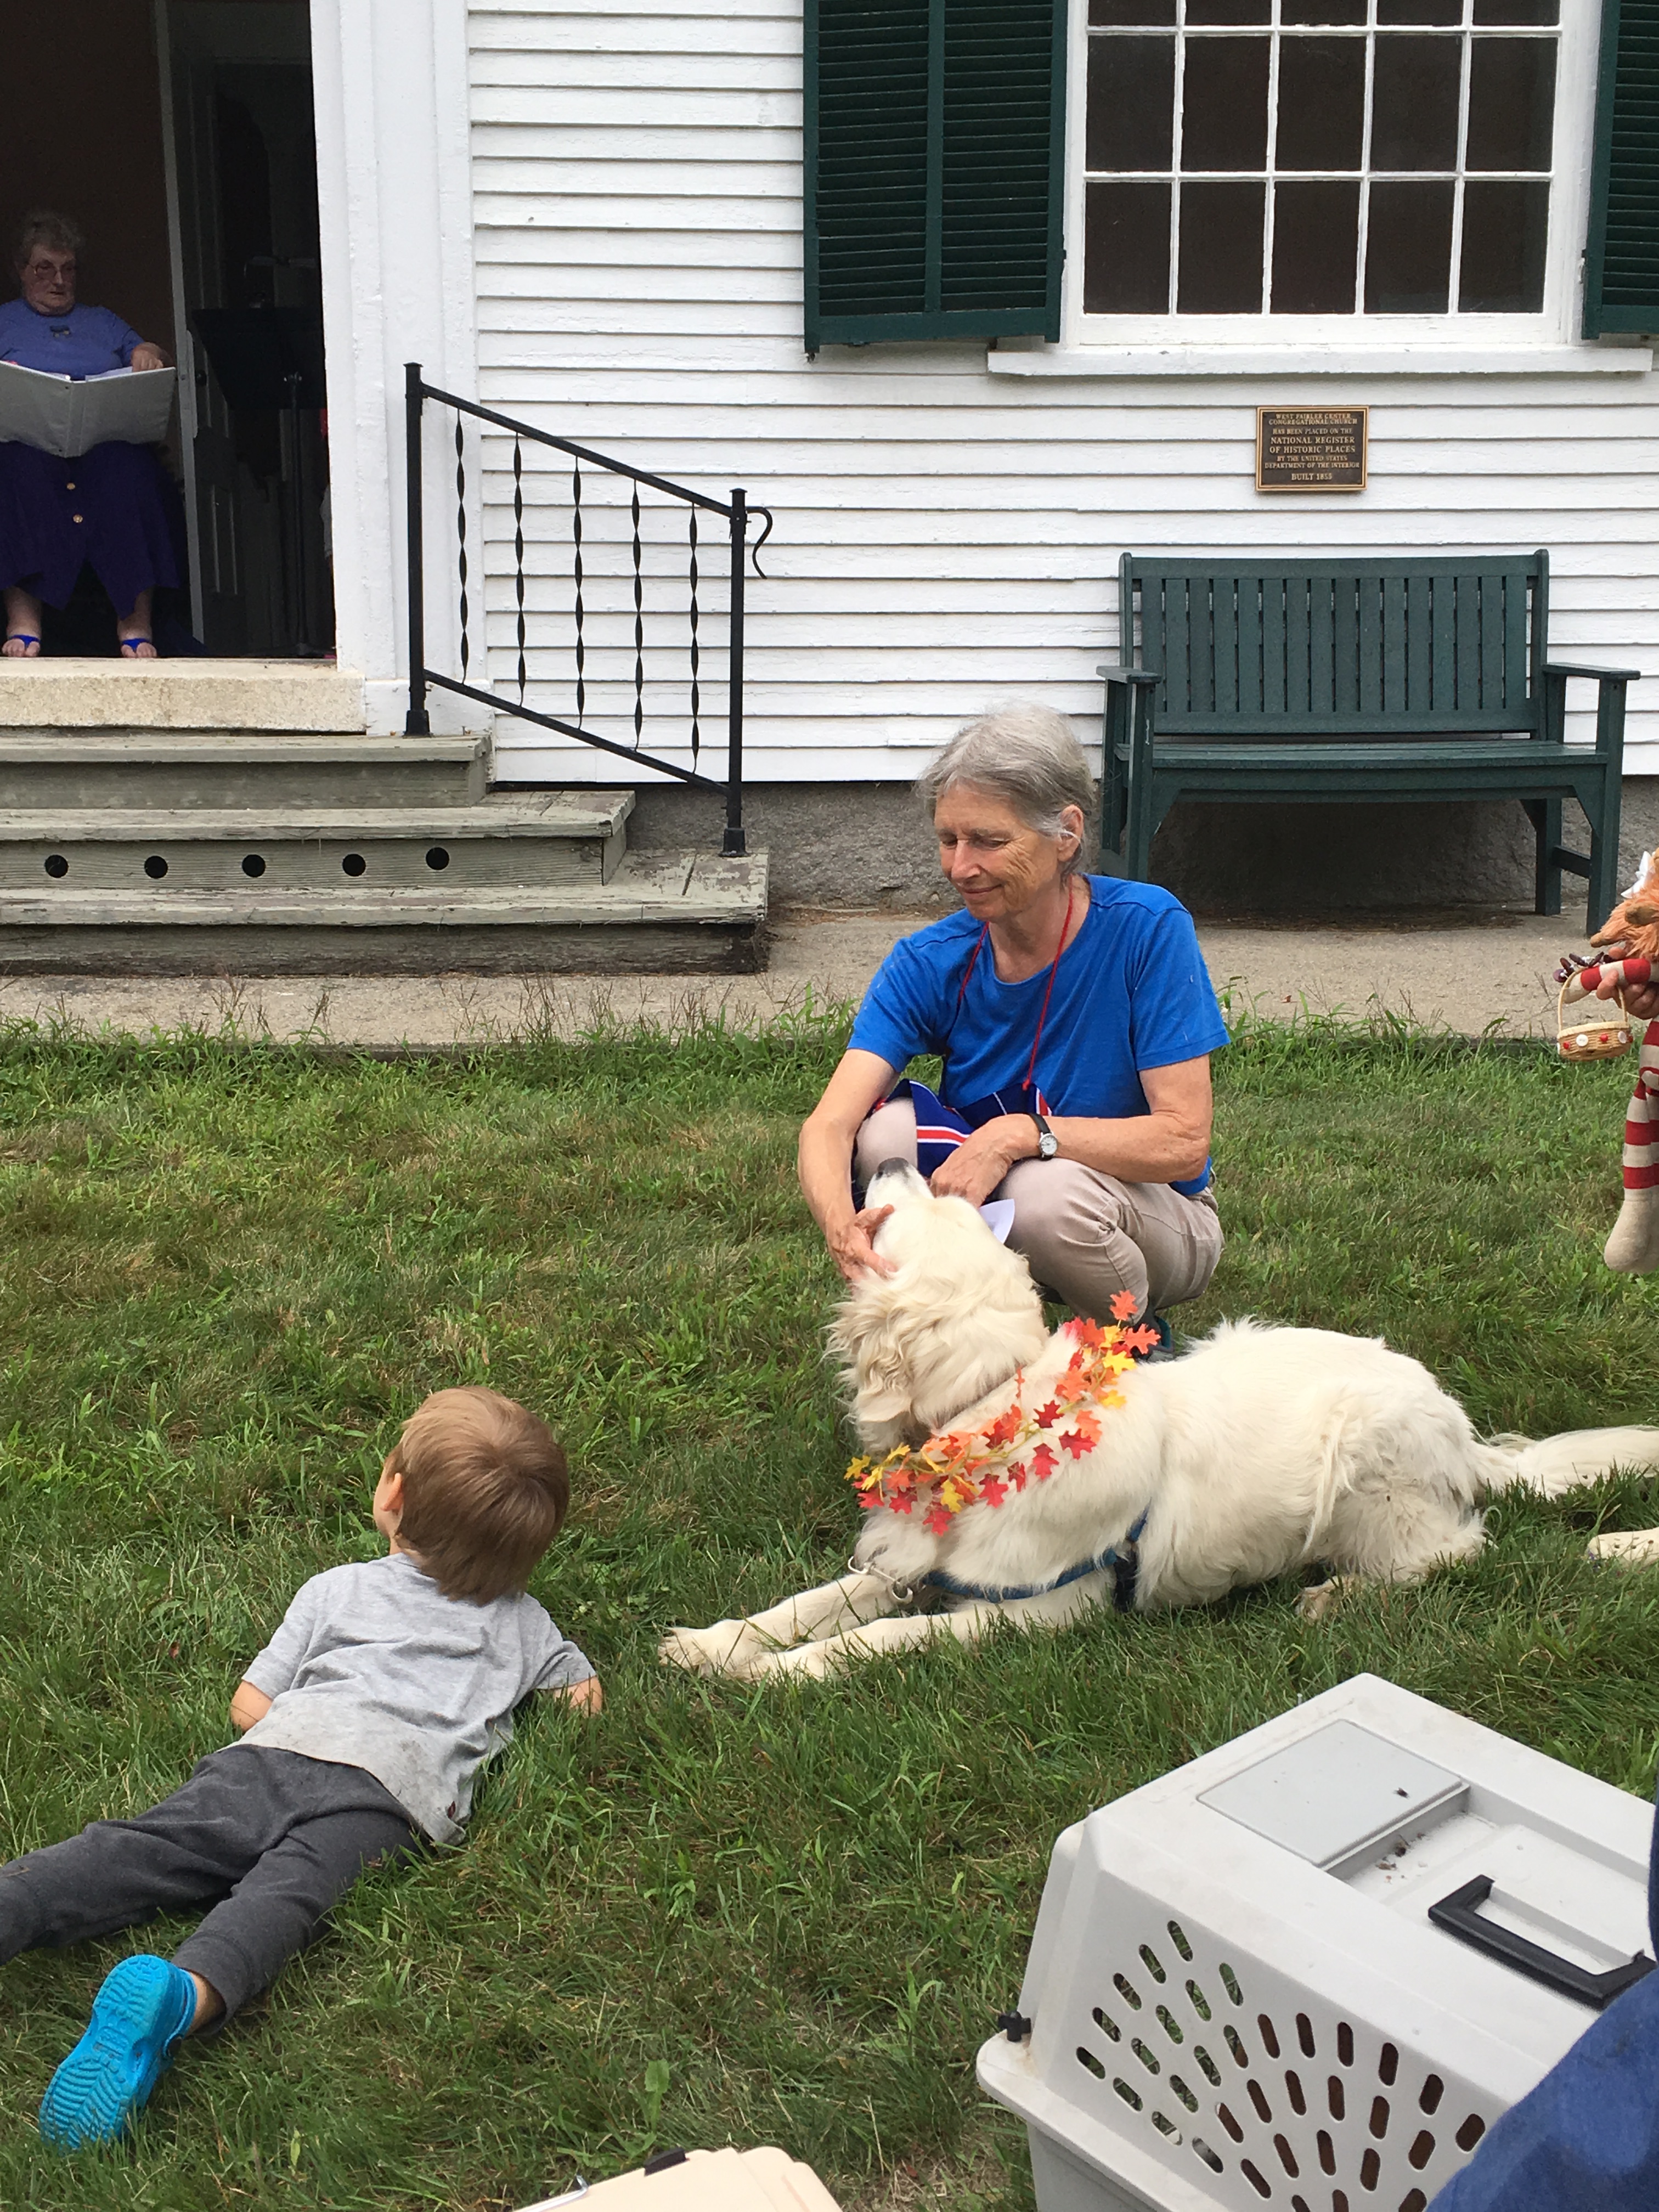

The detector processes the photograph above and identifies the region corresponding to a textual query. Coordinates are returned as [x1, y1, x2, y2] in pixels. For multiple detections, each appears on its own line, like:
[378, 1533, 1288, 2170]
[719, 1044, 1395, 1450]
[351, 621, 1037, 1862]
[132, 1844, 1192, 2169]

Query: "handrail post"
[724, 486, 747, 856]
[404, 362, 431, 736]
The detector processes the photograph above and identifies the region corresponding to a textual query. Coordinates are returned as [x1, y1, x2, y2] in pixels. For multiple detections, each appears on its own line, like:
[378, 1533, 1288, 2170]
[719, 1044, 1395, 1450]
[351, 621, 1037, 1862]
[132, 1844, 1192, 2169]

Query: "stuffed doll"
[1559, 851, 1659, 1273]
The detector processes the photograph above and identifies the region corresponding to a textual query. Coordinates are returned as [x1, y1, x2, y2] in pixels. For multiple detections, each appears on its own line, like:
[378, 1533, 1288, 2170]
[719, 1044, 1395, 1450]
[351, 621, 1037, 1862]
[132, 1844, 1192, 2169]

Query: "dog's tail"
[1482, 1425, 1659, 1499]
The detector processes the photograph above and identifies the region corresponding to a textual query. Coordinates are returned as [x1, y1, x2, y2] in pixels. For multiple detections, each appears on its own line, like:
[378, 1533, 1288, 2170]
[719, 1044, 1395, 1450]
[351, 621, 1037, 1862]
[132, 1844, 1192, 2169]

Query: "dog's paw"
[658, 1626, 723, 1675]
[658, 1621, 772, 1678]
[1296, 1579, 1344, 1624]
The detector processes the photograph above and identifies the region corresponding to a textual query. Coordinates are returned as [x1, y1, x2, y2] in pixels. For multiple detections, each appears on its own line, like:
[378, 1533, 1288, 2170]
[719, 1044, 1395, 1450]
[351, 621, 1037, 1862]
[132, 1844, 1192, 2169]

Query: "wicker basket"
[1558, 977, 1633, 1061]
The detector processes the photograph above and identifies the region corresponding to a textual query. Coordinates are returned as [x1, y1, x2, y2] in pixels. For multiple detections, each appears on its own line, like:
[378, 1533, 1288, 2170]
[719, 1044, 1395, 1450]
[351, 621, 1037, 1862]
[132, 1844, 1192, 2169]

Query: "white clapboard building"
[2, 0, 1656, 963]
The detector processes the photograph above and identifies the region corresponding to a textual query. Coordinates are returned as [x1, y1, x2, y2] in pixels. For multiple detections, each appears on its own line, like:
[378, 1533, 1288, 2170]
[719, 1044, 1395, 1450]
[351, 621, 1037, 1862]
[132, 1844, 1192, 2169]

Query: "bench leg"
[1527, 798, 1562, 917]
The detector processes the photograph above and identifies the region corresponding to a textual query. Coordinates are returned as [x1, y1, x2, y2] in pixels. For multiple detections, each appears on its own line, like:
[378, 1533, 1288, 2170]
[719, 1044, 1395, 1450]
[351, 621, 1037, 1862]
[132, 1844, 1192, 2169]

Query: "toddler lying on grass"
[0, 1384, 601, 2150]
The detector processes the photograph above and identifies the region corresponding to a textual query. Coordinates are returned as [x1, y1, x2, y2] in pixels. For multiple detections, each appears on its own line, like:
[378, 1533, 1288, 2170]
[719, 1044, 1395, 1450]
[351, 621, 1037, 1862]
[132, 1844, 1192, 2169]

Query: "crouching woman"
[798, 702, 1229, 1328]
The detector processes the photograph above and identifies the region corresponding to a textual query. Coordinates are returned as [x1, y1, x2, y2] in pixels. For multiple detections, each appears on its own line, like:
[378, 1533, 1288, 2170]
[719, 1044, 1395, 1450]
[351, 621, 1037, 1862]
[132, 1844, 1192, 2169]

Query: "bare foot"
[1, 633, 40, 657]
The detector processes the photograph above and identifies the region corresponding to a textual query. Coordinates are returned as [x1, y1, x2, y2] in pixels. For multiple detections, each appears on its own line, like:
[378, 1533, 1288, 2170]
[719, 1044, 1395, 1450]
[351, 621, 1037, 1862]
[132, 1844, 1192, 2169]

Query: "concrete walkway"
[0, 899, 1598, 1046]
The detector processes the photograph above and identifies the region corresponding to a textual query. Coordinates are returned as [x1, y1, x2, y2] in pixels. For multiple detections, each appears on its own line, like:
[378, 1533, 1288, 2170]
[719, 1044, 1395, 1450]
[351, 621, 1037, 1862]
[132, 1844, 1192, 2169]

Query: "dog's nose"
[873, 1157, 913, 1182]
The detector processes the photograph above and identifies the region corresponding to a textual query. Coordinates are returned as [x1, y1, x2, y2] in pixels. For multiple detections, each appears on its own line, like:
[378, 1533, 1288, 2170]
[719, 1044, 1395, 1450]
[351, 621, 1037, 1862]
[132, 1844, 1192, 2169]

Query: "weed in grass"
[0, 1014, 1654, 2210]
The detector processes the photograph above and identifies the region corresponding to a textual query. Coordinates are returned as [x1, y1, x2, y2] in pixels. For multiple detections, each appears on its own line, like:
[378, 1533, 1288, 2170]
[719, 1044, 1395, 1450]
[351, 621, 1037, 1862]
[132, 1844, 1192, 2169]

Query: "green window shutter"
[1584, 0, 1659, 337]
[804, 0, 1066, 354]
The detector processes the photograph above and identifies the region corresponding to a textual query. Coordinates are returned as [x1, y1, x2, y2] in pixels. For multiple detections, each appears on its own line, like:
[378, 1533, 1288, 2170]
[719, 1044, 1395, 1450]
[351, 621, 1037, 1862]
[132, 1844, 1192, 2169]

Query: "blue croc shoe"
[38, 1953, 195, 2149]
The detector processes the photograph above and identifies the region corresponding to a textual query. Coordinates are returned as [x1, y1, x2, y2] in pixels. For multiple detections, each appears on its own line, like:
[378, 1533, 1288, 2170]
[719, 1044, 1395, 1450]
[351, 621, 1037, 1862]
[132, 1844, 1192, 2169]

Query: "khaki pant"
[855, 1097, 1223, 1319]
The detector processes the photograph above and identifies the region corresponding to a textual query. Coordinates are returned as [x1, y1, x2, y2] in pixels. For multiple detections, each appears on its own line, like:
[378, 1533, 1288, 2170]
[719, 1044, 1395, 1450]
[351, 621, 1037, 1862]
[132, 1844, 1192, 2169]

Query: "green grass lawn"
[0, 1013, 1657, 2211]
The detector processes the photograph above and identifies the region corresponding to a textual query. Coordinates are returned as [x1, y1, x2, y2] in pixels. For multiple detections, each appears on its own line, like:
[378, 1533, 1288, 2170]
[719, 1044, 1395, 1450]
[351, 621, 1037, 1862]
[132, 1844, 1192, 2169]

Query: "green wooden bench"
[1099, 552, 1640, 931]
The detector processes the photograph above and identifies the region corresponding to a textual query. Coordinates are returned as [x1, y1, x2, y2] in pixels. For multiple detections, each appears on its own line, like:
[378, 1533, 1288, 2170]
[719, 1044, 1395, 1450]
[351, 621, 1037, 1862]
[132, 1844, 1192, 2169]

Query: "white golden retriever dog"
[660, 1161, 1659, 1681]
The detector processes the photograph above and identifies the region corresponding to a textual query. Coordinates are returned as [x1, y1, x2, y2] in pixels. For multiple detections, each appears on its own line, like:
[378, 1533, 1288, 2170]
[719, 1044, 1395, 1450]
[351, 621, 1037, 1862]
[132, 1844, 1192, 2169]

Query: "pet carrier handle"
[1427, 1876, 1657, 2011]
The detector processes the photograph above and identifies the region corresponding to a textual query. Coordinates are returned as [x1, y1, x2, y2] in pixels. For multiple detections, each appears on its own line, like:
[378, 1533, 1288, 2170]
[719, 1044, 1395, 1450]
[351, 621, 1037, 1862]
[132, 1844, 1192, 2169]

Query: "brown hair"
[392, 1386, 569, 1604]
[15, 211, 84, 273]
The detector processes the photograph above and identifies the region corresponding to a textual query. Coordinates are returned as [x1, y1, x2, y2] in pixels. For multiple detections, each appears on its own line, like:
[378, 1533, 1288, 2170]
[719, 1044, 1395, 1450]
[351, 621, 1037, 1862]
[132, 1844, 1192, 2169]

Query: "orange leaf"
[1109, 1290, 1141, 1323]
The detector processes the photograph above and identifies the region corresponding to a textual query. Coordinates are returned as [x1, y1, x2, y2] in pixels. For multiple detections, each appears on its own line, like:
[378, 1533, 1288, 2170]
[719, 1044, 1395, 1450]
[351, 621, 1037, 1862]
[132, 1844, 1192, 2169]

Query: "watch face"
[1039, 1131, 1058, 1159]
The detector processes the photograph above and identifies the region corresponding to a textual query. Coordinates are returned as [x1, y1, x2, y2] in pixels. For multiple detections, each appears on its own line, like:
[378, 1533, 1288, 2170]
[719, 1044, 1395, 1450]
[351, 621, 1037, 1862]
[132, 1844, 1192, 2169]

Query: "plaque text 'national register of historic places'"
[1255, 407, 1368, 494]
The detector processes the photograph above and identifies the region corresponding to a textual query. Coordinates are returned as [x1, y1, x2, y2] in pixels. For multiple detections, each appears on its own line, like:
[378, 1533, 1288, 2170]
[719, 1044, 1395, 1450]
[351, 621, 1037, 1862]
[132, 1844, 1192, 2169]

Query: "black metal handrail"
[403, 364, 772, 856]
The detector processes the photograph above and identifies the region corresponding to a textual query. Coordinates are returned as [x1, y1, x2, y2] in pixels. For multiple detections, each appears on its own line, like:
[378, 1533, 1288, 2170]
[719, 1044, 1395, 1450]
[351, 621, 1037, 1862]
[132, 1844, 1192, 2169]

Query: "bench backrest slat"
[1119, 554, 1548, 737]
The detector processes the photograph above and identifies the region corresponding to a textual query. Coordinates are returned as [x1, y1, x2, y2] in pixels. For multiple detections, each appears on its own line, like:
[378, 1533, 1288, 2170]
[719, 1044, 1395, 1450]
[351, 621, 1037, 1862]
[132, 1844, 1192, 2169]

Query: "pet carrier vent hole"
[1188, 1979, 1213, 2021]
[1076, 2047, 1106, 2080]
[1379, 2044, 1399, 2087]
[1296, 2013, 1317, 2058]
[1240, 2159, 1272, 2199]
[1171, 2074, 1199, 2113]
[1399, 2193, 1427, 2212]
[1274, 2134, 1300, 2177]
[1218, 2105, 1244, 2143]
[1286, 2069, 1307, 2115]
[1329, 2078, 1345, 2120]
[1317, 2131, 1336, 2175]
[1156, 2004, 1183, 2043]
[1113, 1973, 1143, 2010]
[1407, 2132, 1435, 2171]
[1370, 2097, 1390, 2139]
[1167, 1920, 1194, 1961]
[1195, 2046, 1222, 2087]
[1248, 2081, 1273, 2124]
[1152, 2110, 1182, 2141]
[1221, 1965, 1244, 2006]
[1224, 2025, 1251, 2068]
[1192, 2140, 1224, 2174]
[1455, 2115, 1487, 2152]
[1360, 2147, 1381, 2191]
[1132, 2038, 1161, 2076]
[1139, 1945, 1167, 1984]
[1334, 2194, 1350, 2212]
[1091, 2006, 1121, 2042]
[1113, 2079, 1142, 2112]
[1338, 2022, 1355, 2067]
[1292, 2199, 1312, 2212]
[1258, 2013, 1281, 2058]
[1419, 2075, 1444, 2115]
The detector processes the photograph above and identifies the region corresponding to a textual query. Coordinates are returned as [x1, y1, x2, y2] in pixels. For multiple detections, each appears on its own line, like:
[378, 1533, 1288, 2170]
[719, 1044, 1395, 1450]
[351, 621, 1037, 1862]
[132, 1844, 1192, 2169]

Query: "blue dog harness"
[920, 1508, 1150, 1613]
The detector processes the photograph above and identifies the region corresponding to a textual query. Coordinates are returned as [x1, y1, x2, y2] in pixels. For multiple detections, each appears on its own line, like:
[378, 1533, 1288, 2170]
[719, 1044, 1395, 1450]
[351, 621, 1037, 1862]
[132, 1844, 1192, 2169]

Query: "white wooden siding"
[466, 0, 1659, 783]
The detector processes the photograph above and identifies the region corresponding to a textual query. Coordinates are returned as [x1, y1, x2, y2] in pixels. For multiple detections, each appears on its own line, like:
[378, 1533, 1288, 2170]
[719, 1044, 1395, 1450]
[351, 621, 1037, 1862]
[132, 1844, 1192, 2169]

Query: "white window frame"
[991, 0, 1648, 377]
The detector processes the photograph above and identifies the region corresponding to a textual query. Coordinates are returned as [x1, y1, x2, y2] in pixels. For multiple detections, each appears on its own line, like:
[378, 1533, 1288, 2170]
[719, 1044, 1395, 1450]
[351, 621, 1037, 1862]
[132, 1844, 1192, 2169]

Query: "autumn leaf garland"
[845, 1294, 1161, 1536]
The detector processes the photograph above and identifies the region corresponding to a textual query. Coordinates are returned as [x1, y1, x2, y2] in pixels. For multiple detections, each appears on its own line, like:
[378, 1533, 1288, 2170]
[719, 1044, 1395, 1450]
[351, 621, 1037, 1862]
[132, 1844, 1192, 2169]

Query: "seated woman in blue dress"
[798, 702, 1228, 1327]
[0, 211, 179, 659]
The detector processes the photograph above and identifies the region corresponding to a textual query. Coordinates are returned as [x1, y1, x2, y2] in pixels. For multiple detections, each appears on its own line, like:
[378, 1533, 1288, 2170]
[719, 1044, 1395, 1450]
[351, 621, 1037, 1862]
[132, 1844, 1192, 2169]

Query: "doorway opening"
[0, 1, 331, 659]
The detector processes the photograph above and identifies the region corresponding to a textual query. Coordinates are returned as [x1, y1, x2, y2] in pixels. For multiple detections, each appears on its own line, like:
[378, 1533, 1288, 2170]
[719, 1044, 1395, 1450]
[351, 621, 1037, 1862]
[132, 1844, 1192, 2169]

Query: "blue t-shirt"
[0, 298, 143, 380]
[849, 874, 1228, 1194]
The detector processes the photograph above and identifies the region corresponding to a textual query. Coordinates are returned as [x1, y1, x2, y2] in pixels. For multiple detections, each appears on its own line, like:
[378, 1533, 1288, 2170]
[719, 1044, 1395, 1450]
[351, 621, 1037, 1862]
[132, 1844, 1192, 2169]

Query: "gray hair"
[915, 701, 1096, 873]
[15, 211, 84, 273]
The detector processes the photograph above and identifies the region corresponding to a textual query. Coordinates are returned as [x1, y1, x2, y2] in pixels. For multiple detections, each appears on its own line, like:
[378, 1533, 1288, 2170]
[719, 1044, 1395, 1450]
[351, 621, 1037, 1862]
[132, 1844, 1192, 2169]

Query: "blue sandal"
[118, 637, 156, 657]
[3, 633, 41, 654]
[38, 1953, 196, 2149]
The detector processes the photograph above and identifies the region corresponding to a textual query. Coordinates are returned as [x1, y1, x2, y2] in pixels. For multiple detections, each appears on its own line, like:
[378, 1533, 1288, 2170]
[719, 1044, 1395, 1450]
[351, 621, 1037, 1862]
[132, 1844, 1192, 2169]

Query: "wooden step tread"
[0, 797, 634, 840]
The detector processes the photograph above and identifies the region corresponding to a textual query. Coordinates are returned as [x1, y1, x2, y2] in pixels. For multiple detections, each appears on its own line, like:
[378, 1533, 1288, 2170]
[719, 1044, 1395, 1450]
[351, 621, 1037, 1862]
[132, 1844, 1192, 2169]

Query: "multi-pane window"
[1084, 2, 1561, 319]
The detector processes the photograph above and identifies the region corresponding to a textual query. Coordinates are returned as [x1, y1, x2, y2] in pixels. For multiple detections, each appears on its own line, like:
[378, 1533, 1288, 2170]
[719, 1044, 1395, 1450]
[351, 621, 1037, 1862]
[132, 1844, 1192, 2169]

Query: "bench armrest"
[1096, 663, 1162, 685]
[1543, 661, 1644, 682]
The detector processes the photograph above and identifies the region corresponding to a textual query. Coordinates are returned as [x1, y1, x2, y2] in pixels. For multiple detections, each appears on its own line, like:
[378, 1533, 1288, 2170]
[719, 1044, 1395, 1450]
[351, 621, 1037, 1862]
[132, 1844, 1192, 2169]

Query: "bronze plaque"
[1255, 406, 1368, 493]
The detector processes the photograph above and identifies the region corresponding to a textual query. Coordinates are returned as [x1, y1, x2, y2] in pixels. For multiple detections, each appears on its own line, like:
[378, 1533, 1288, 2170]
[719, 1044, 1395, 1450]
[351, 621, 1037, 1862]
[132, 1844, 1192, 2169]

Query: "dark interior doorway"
[0, 0, 330, 658]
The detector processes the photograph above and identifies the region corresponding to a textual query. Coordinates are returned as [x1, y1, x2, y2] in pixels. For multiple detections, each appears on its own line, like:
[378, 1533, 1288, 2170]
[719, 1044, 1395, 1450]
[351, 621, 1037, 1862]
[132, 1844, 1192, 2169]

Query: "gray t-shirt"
[239, 1551, 594, 1843]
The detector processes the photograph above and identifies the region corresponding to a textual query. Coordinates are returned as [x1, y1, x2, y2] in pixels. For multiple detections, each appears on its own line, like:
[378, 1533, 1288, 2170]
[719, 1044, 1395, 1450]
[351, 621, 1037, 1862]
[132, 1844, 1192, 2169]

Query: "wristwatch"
[1031, 1110, 1059, 1161]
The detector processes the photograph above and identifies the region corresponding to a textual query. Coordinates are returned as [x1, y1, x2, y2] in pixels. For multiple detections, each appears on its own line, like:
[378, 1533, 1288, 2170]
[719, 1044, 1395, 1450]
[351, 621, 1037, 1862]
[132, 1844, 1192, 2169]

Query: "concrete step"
[0, 731, 489, 809]
[0, 793, 636, 892]
[0, 658, 367, 731]
[0, 848, 768, 974]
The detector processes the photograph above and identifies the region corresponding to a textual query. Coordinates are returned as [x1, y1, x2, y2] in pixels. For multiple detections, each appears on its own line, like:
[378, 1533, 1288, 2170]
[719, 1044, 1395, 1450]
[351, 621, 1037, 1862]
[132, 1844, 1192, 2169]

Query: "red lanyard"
[953, 879, 1077, 1089]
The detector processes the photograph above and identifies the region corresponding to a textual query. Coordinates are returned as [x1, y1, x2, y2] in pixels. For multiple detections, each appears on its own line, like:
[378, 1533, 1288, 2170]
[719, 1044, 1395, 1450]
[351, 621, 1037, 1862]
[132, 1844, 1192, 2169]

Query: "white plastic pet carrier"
[978, 1674, 1655, 2212]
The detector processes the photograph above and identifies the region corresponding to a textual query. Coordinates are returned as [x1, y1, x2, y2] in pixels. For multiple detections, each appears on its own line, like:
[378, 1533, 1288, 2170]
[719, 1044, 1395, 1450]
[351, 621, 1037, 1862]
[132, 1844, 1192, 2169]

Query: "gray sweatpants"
[856, 1097, 1223, 1318]
[0, 1744, 419, 2019]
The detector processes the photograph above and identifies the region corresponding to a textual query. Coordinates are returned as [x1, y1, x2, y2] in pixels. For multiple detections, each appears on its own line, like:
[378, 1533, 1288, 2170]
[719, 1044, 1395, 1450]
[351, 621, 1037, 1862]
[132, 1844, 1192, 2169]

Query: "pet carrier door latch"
[1427, 1875, 1658, 2011]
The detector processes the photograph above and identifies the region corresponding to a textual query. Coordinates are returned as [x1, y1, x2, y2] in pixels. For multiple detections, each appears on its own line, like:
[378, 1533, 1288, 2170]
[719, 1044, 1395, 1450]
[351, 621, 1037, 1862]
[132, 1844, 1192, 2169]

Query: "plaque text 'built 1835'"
[1256, 407, 1368, 493]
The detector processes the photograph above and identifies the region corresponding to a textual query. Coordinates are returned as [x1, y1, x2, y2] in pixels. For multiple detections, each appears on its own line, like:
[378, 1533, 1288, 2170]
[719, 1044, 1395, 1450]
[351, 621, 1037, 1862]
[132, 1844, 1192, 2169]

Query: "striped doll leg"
[1606, 1017, 1659, 1273]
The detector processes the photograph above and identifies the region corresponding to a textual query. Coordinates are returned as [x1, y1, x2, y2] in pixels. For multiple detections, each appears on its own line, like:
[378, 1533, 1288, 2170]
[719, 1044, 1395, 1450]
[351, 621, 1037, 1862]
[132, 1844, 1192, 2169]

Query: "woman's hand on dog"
[928, 1116, 1032, 1206]
[829, 1204, 898, 1283]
